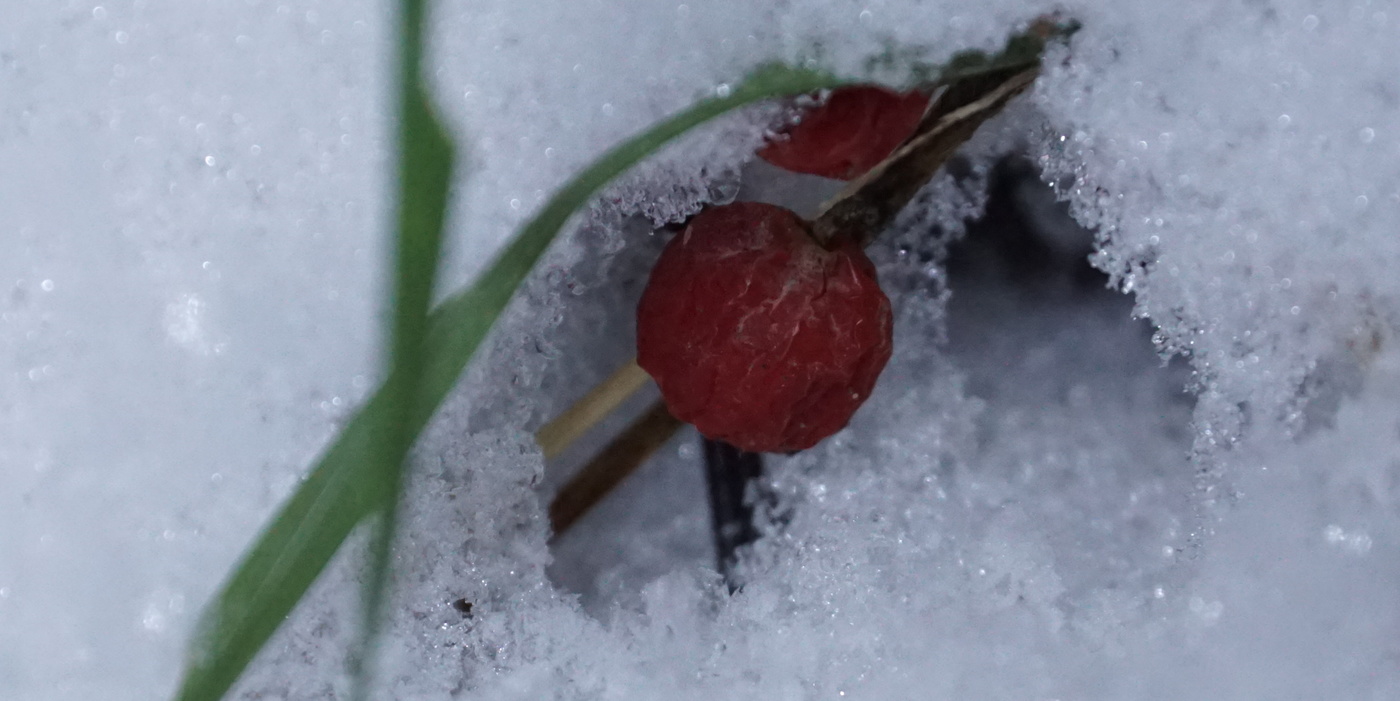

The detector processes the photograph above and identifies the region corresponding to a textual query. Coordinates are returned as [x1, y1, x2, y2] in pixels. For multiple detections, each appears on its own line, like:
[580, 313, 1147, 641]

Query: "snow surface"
[4, 0, 1400, 699]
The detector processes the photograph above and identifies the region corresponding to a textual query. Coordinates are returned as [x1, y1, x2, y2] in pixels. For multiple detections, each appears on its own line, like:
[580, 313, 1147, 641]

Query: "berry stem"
[702, 438, 771, 591]
[545, 69, 1039, 536]
[811, 66, 1039, 248]
[544, 21, 1072, 540]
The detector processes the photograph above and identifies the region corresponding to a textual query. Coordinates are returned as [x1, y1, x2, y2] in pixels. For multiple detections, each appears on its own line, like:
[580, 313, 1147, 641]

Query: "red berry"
[636, 202, 893, 453]
[757, 86, 929, 181]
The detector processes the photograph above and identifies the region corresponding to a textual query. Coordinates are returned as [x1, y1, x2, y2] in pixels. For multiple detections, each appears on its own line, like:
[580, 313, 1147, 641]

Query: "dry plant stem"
[535, 359, 652, 460]
[702, 438, 769, 590]
[811, 66, 1039, 248]
[545, 67, 1040, 537]
[548, 399, 685, 536]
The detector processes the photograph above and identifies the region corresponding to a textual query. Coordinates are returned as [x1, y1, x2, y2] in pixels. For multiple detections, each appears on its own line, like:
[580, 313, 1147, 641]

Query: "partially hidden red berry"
[636, 202, 893, 453]
[757, 86, 929, 181]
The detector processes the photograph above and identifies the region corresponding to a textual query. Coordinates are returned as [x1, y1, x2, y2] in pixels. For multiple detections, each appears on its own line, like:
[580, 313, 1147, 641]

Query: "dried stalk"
[811, 66, 1039, 248]
[544, 66, 1042, 537]
[535, 359, 651, 460]
[548, 399, 684, 536]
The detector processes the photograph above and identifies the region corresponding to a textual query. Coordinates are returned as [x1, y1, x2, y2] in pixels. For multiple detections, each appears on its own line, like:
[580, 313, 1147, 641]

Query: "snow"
[4, 0, 1400, 699]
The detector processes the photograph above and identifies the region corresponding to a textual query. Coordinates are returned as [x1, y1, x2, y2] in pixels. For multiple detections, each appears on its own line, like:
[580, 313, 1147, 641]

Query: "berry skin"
[636, 202, 893, 453]
[757, 86, 929, 180]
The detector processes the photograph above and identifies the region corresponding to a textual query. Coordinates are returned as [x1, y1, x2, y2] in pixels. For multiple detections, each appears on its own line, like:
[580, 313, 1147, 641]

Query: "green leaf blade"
[173, 391, 391, 701]
[173, 60, 843, 701]
[349, 7, 459, 697]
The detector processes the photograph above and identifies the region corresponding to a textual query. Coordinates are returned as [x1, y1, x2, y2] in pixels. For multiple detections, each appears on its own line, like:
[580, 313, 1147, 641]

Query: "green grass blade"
[174, 0, 453, 697]
[172, 62, 842, 701]
[348, 0, 452, 697]
[418, 62, 846, 367]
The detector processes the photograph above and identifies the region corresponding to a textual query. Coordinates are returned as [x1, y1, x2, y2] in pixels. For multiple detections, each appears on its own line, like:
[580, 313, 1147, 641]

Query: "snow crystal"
[6, 0, 1400, 700]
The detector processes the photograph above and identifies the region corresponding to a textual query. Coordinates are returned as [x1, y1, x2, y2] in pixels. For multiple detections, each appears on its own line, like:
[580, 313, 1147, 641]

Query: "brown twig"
[547, 399, 685, 536]
[702, 438, 770, 589]
[811, 66, 1039, 248]
[545, 63, 1043, 538]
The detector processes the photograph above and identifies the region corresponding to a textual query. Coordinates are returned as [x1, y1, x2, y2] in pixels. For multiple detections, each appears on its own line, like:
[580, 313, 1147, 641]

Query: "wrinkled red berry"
[636, 202, 893, 453]
[758, 86, 929, 180]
